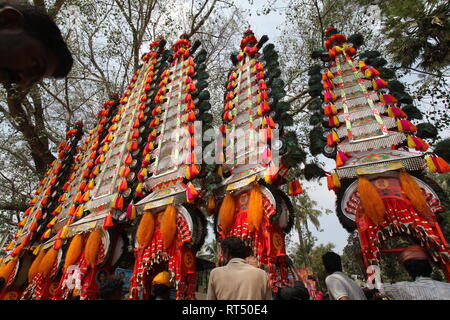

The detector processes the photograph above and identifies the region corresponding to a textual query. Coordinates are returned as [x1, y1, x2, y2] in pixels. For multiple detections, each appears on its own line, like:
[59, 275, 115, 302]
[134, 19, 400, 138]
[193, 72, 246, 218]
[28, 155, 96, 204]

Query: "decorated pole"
[308, 27, 450, 279]
[211, 30, 304, 292]
[128, 34, 211, 300]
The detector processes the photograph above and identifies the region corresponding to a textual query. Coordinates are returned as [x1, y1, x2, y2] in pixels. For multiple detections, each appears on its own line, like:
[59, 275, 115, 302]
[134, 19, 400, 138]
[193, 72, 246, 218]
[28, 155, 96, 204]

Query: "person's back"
[379, 246, 450, 300]
[381, 277, 450, 300]
[207, 237, 272, 300]
[325, 271, 367, 300]
[322, 251, 366, 300]
[208, 258, 271, 300]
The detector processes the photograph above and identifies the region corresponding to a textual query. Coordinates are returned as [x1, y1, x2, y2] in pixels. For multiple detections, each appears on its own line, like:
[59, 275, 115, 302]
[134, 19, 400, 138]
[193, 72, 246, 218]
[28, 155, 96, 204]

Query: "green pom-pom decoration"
[348, 33, 364, 48]
[416, 123, 438, 139]
[308, 64, 322, 76]
[359, 50, 381, 59]
[434, 139, 450, 162]
[387, 80, 405, 93]
[304, 163, 326, 180]
[309, 113, 322, 126]
[402, 105, 423, 120]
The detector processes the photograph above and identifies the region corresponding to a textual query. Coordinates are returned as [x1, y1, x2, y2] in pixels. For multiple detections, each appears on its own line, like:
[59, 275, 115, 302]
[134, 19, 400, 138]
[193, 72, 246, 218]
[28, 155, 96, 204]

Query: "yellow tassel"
[332, 173, 341, 189]
[160, 205, 177, 248]
[43, 228, 52, 239]
[137, 211, 154, 249]
[407, 135, 416, 149]
[28, 250, 45, 281]
[247, 184, 263, 232]
[64, 234, 84, 269]
[38, 248, 58, 278]
[60, 225, 69, 239]
[32, 244, 41, 256]
[0, 258, 18, 281]
[357, 176, 385, 225]
[426, 156, 437, 173]
[85, 229, 102, 268]
[399, 171, 432, 219]
[218, 194, 235, 234]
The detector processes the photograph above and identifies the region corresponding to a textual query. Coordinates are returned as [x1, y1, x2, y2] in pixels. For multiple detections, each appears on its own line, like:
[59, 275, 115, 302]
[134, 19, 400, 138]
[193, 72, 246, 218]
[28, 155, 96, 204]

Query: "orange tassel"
[28, 249, 45, 281]
[137, 210, 154, 249]
[38, 248, 59, 278]
[103, 213, 114, 229]
[288, 180, 303, 195]
[0, 258, 18, 281]
[399, 171, 432, 219]
[207, 196, 216, 216]
[160, 205, 177, 248]
[85, 229, 102, 268]
[218, 194, 235, 235]
[247, 184, 263, 232]
[64, 234, 84, 269]
[357, 176, 385, 225]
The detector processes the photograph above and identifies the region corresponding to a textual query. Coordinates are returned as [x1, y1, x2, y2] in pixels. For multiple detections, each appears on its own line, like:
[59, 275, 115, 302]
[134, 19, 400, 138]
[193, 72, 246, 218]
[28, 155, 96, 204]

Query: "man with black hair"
[379, 246, 450, 300]
[207, 236, 272, 300]
[98, 275, 124, 300]
[0, 1, 73, 88]
[322, 251, 366, 300]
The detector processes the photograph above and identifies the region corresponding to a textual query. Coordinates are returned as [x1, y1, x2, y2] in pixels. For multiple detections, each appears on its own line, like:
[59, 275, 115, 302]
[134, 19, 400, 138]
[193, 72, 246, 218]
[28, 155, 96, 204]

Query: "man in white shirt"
[322, 251, 367, 300]
[379, 245, 450, 300]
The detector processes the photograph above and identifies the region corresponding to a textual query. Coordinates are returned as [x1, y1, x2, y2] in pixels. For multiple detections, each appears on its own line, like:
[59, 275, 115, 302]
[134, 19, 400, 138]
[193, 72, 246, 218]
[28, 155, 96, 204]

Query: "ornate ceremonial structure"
[308, 27, 450, 279]
[128, 34, 211, 300]
[0, 123, 83, 300]
[212, 30, 304, 291]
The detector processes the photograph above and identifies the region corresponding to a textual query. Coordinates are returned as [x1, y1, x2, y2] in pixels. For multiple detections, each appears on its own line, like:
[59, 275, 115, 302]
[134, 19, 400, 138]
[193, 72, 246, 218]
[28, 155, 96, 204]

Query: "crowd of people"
[1, 1, 450, 302]
[96, 237, 450, 300]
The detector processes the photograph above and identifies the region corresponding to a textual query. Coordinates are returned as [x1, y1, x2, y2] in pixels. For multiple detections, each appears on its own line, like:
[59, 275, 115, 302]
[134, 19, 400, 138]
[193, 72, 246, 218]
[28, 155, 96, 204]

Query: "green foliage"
[378, 0, 450, 72]
[416, 122, 438, 139]
[434, 139, 450, 162]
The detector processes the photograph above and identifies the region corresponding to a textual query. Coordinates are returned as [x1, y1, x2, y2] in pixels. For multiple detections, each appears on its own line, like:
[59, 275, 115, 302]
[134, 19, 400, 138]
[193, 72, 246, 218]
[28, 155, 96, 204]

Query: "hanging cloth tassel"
[60, 225, 69, 239]
[288, 179, 303, 196]
[85, 229, 102, 268]
[38, 248, 58, 278]
[185, 182, 199, 203]
[137, 210, 155, 249]
[218, 194, 235, 235]
[0, 258, 18, 282]
[103, 213, 114, 229]
[160, 205, 177, 249]
[327, 173, 341, 191]
[123, 204, 135, 220]
[399, 171, 432, 219]
[135, 182, 145, 197]
[357, 176, 385, 225]
[427, 155, 450, 173]
[28, 250, 45, 281]
[247, 184, 264, 232]
[207, 196, 216, 216]
[113, 195, 124, 210]
[64, 234, 84, 269]
[336, 151, 350, 168]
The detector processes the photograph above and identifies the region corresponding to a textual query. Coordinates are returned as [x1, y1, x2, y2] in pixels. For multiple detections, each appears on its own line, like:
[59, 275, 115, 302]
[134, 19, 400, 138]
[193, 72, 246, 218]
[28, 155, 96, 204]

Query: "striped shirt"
[379, 277, 450, 300]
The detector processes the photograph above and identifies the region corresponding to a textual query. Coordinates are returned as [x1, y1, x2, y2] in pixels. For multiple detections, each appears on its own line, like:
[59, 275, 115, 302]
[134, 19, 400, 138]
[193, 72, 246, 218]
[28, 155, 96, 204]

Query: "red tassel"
[113, 195, 124, 210]
[288, 180, 303, 196]
[103, 213, 114, 229]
